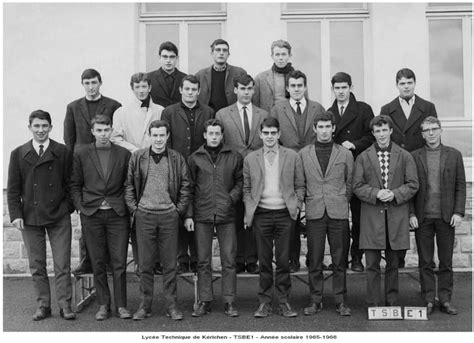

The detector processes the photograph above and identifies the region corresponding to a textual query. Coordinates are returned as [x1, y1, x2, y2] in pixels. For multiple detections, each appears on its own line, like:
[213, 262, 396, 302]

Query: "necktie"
[340, 106, 345, 116]
[377, 150, 390, 189]
[266, 151, 276, 165]
[296, 101, 302, 115]
[38, 144, 44, 157]
[243, 106, 250, 145]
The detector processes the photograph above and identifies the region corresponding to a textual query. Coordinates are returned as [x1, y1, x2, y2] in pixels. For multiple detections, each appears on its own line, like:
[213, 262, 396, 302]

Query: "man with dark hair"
[64, 68, 121, 275]
[410, 116, 466, 315]
[353, 115, 418, 308]
[147, 41, 187, 107]
[195, 38, 247, 112]
[71, 115, 132, 321]
[8, 110, 76, 321]
[328, 71, 375, 272]
[162, 75, 214, 274]
[243, 117, 305, 318]
[299, 111, 354, 317]
[185, 119, 243, 318]
[125, 120, 191, 321]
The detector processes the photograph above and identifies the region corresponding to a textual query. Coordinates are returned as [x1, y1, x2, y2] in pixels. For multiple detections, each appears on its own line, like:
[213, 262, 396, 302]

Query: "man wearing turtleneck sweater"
[409, 116, 465, 316]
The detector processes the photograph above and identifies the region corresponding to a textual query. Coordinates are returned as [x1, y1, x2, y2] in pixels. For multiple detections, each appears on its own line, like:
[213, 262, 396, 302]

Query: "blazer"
[195, 64, 247, 108]
[380, 94, 437, 152]
[410, 144, 466, 223]
[270, 99, 325, 151]
[299, 143, 353, 220]
[243, 146, 305, 227]
[71, 143, 131, 217]
[147, 68, 187, 108]
[328, 92, 375, 157]
[353, 143, 419, 250]
[64, 96, 121, 152]
[7, 139, 74, 226]
[216, 103, 268, 158]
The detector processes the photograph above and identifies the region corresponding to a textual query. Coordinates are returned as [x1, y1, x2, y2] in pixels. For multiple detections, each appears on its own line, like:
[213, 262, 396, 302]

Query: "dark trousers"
[22, 214, 72, 309]
[349, 196, 363, 259]
[306, 213, 349, 304]
[236, 201, 257, 265]
[178, 221, 197, 265]
[135, 209, 179, 310]
[195, 222, 237, 303]
[81, 209, 129, 308]
[253, 207, 292, 304]
[415, 218, 455, 304]
[289, 214, 301, 263]
[78, 235, 91, 266]
[131, 224, 160, 267]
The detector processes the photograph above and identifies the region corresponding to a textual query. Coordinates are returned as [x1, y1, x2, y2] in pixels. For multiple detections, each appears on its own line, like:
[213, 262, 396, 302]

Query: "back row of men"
[7, 39, 465, 322]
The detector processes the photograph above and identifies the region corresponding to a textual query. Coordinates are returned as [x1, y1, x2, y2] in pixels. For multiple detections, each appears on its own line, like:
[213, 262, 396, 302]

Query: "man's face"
[180, 80, 200, 104]
[396, 77, 416, 99]
[29, 118, 52, 143]
[421, 122, 442, 147]
[211, 44, 229, 65]
[160, 49, 178, 73]
[204, 125, 223, 147]
[91, 123, 112, 146]
[372, 123, 393, 147]
[132, 81, 152, 101]
[271, 46, 291, 68]
[234, 82, 254, 105]
[82, 76, 101, 98]
[313, 120, 335, 143]
[332, 82, 351, 103]
[259, 126, 280, 149]
[149, 126, 169, 152]
[287, 77, 306, 101]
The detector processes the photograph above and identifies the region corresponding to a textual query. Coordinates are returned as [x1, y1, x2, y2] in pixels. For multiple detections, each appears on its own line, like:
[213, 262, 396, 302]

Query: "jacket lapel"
[88, 144, 107, 181]
[335, 96, 358, 134]
[387, 144, 400, 189]
[142, 101, 156, 135]
[104, 145, 119, 183]
[440, 145, 449, 179]
[156, 69, 171, 97]
[308, 145, 323, 178]
[177, 106, 190, 125]
[249, 106, 262, 145]
[263, 70, 274, 97]
[203, 68, 212, 94]
[79, 98, 91, 126]
[283, 102, 298, 132]
[304, 102, 316, 138]
[404, 95, 424, 133]
[95, 97, 107, 115]
[325, 144, 340, 176]
[229, 104, 245, 143]
[278, 147, 287, 178]
[419, 147, 428, 178]
[21, 141, 39, 166]
[388, 98, 407, 134]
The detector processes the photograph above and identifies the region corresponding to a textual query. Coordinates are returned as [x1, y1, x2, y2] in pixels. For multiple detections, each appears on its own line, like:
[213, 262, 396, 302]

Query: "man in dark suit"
[162, 75, 214, 274]
[195, 38, 247, 112]
[7, 110, 76, 321]
[64, 68, 121, 274]
[410, 116, 466, 316]
[147, 41, 187, 108]
[380, 67, 437, 267]
[328, 72, 374, 272]
[71, 115, 132, 321]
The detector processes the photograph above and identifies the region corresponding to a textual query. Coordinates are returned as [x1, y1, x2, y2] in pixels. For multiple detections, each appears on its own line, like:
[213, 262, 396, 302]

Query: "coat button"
[34, 202, 38, 205]
[49, 184, 53, 187]
[33, 184, 37, 187]
[347, 130, 350, 133]
[48, 167, 52, 170]
[380, 210, 384, 213]
[401, 144, 405, 147]
[50, 200, 53, 203]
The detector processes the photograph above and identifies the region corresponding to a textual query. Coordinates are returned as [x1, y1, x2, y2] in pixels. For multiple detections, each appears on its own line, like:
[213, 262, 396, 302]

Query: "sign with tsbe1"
[404, 306, 428, 320]
[368, 306, 403, 320]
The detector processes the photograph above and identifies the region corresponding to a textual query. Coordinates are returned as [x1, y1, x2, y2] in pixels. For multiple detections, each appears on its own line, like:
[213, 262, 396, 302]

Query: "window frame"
[138, 2, 227, 21]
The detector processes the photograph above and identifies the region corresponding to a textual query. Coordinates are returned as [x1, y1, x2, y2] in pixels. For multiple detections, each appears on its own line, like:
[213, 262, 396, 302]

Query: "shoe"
[303, 302, 323, 316]
[278, 303, 298, 317]
[153, 263, 163, 275]
[59, 306, 77, 320]
[72, 261, 93, 275]
[289, 260, 300, 273]
[351, 257, 365, 272]
[254, 303, 272, 318]
[426, 302, 435, 315]
[398, 260, 405, 268]
[322, 263, 329, 270]
[224, 303, 239, 317]
[439, 302, 458, 315]
[95, 305, 111, 321]
[327, 263, 334, 270]
[133, 308, 152, 320]
[236, 263, 245, 274]
[116, 307, 132, 319]
[192, 301, 211, 317]
[190, 262, 198, 273]
[166, 307, 184, 320]
[177, 263, 189, 275]
[246, 262, 259, 274]
[336, 303, 352, 316]
[32, 306, 51, 321]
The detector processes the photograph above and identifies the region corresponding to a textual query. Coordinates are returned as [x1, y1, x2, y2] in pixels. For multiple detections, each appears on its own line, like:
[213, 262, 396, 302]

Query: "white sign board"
[368, 306, 403, 320]
[404, 306, 428, 320]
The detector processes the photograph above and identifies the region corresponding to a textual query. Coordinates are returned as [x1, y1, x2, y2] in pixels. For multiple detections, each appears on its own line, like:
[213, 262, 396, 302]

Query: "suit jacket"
[64, 96, 121, 152]
[216, 103, 268, 158]
[353, 143, 419, 250]
[410, 144, 466, 223]
[299, 143, 353, 220]
[7, 139, 74, 226]
[243, 146, 305, 226]
[270, 99, 325, 151]
[195, 64, 247, 108]
[71, 143, 131, 216]
[328, 92, 374, 157]
[147, 68, 187, 108]
[380, 94, 437, 152]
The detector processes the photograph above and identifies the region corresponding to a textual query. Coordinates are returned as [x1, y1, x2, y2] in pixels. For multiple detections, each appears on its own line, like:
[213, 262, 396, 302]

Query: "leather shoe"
[73, 261, 93, 275]
[426, 302, 435, 315]
[224, 303, 239, 317]
[192, 301, 211, 317]
[336, 303, 352, 316]
[95, 305, 111, 321]
[166, 307, 184, 320]
[190, 262, 198, 273]
[254, 303, 272, 318]
[289, 260, 300, 273]
[439, 302, 458, 315]
[133, 308, 151, 320]
[303, 302, 323, 316]
[177, 263, 189, 275]
[153, 263, 163, 275]
[246, 262, 259, 274]
[60, 306, 76, 320]
[32, 306, 51, 321]
[322, 263, 329, 270]
[351, 257, 365, 272]
[236, 263, 245, 274]
[116, 307, 132, 319]
[278, 302, 297, 317]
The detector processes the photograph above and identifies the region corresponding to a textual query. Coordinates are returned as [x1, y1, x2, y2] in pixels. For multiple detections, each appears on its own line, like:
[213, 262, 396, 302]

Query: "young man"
[328, 72, 375, 272]
[125, 120, 191, 321]
[353, 115, 418, 307]
[299, 111, 354, 316]
[185, 119, 243, 318]
[243, 117, 305, 318]
[147, 41, 187, 108]
[71, 115, 132, 321]
[7, 110, 76, 321]
[410, 116, 466, 315]
[216, 74, 269, 274]
[64, 68, 121, 275]
[195, 38, 247, 112]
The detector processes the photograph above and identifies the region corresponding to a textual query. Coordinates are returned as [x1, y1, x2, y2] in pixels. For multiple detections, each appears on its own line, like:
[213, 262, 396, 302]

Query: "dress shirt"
[32, 139, 50, 156]
[236, 102, 253, 131]
[337, 100, 350, 116]
[289, 98, 307, 114]
[399, 96, 415, 119]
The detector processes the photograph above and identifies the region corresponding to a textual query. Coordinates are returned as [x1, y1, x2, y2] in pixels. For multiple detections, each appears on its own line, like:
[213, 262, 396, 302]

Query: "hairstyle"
[233, 74, 254, 88]
[260, 117, 280, 131]
[369, 115, 394, 131]
[29, 110, 52, 125]
[130, 72, 151, 89]
[271, 39, 292, 55]
[287, 70, 307, 87]
[313, 111, 336, 127]
[396, 68, 416, 83]
[148, 120, 170, 134]
[420, 116, 442, 130]
[91, 114, 111, 128]
[210, 38, 229, 50]
[159, 41, 179, 56]
[180, 74, 200, 89]
[203, 118, 225, 134]
[331, 72, 352, 86]
[81, 68, 102, 83]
